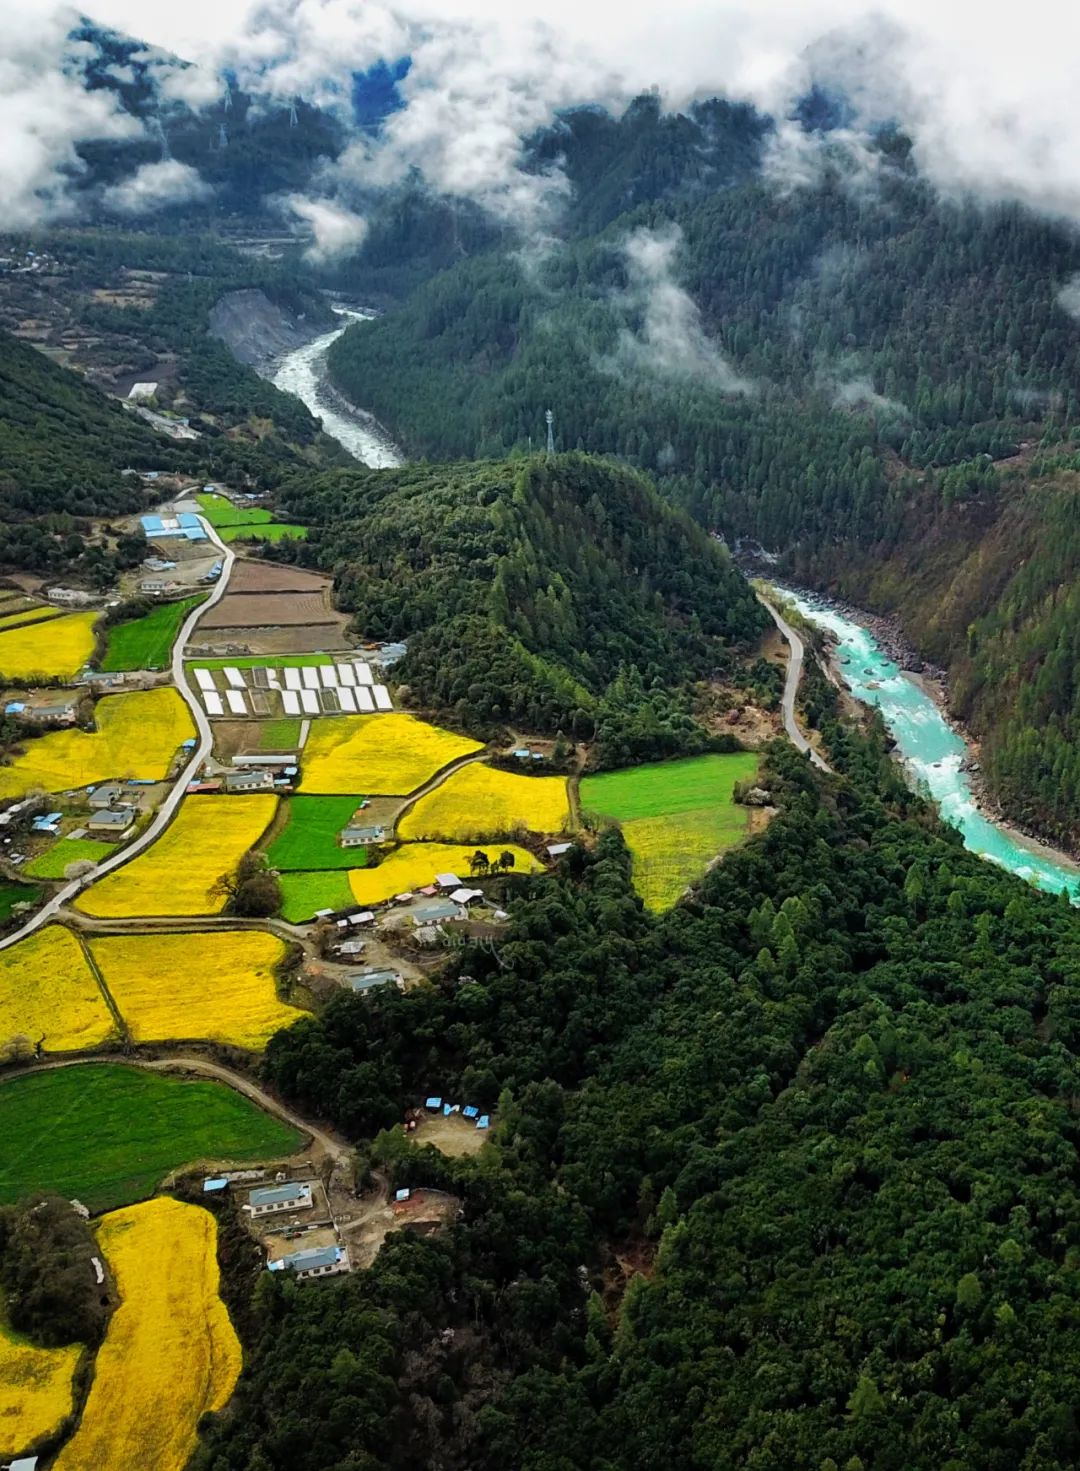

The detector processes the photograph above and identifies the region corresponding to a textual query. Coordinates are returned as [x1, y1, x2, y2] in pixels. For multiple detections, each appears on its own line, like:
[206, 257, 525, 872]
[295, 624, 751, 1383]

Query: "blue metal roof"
[183, 526, 208, 541]
[177, 512, 202, 527]
[141, 515, 164, 532]
[273, 1245, 341, 1272]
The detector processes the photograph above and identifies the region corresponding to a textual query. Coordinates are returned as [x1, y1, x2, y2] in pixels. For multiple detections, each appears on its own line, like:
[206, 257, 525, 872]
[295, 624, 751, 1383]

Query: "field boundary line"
[387, 748, 490, 828]
[72, 929, 129, 1045]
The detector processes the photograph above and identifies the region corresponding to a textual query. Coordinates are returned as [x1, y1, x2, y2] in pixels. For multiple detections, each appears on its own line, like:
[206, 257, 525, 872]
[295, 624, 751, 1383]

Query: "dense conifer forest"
[325, 100, 1080, 840]
[275, 454, 765, 757]
[192, 713, 1080, 1471]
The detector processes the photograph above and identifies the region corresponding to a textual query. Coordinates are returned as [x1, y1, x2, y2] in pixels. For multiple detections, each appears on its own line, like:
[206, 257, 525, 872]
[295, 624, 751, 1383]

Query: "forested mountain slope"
[327, 109, 1080, 838]
[814, 453, 1080, 847]
[275, 454, 766, 756]
[0, 330, 166, 518]
[196, 716, 1080, 1471]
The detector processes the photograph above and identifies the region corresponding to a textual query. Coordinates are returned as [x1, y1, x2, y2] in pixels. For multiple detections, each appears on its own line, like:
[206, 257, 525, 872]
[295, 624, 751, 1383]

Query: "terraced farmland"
[100, 596, 204, 672]
[0, 1064, 302, 1211]
[300, 713, 482, 795]
[53, 1197, 241, 1471]
[90, 931, 302, 1049]
[278, 870, 354, 922]
[400, 764, 570, 841]
[0, 926, 115, 1057]
[75, 795, 276, 917]
[348, 842, 541, 906]
[580, 752, 758, 910]
[267, 795, 369, 870]
[0, 610, 97, 681]
[0, 686, 194, 799]
[0, 1318, 79, 1455]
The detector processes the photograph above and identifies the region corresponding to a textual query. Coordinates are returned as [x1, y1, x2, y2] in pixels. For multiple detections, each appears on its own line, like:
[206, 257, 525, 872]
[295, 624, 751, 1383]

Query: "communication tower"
[545, 409, 555, 456]
[218, 123, 228, 149]
[289, 98, 299, 128]
[223, 82, 233, 112]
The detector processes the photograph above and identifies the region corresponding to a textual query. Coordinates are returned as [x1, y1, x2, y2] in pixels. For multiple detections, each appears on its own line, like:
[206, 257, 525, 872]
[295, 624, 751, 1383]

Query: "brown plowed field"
[230, 561, 330, 595]
[201, 591, 332, 628]
[192, 625, 351, 654]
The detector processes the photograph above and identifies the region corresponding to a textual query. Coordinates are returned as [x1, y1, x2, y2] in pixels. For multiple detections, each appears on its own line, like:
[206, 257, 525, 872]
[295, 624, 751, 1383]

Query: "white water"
[784, 587, 1080, 901]
[271, 307, 403, 468]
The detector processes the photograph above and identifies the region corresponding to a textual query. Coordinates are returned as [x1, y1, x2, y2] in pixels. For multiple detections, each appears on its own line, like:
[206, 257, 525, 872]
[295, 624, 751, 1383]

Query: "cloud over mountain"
[8, 0, 1080, 232]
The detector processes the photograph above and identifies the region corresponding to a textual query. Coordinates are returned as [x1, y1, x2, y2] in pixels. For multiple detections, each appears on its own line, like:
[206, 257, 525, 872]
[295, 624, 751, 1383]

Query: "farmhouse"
[346, 968, 403, 993]
[26, 698, 78, 725]
[448, 887, 484, 907]
[46, 586, 94, 606]
[224, 769, 276, 794]
[88, 805, 138, 836]
[435, 872, 462, 891]
[247, 1182, 313, 1217]
[412, 900, 466, 925]
[88, 783, 126, 809]
[340, 824, 386, 848]
[268, 1244, 350, 1280]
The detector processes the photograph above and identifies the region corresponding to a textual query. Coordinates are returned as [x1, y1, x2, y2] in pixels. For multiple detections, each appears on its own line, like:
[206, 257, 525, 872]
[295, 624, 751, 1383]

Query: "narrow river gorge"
[783, 588, 1080, 901]
[268, 321, 1080, 903]
[270, 307, 402, 468]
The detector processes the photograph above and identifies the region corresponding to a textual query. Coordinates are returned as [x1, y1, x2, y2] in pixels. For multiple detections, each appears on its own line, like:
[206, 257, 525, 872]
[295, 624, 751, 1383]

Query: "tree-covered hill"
[275, 453, 766, 754]
[194, 715, 1080, 1471]
[0, 329, 167, 519]
[324, 108, 1080, 839]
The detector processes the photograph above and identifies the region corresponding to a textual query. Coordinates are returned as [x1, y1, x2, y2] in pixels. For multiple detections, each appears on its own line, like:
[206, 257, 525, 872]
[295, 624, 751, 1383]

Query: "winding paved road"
[758, 594, 832, 774]
[0, 517, 236, 951]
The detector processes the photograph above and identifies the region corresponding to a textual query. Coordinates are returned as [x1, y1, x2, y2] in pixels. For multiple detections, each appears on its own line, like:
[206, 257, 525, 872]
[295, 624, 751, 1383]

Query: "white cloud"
[282, 194, 369, 261]
[11, 0, 1080, 232]
[0, 1, 143, 228]
[612, 224, 752, 393]
[102, 158, 212, 213]
[1056, 275, 1080, 322]
[829, 376, 908, 418]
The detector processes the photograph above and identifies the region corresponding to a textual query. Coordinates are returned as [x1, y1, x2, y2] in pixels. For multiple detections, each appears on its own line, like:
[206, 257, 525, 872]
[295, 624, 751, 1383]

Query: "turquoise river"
[782, 588, 1080, 901]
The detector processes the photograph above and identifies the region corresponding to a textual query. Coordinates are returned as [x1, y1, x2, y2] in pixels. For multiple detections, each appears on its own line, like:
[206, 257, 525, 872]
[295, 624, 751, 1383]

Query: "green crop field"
[0, 1064, 303, 1212]
[196, 492, 273, 527]
[581, 752, 759, 912]
[196, 493, 306, 543]
[278, 869, 354, 922]
[187, 654, 334, 669]
[219, 523, 308, 543]
[268, 796, 368, 871]
[0, 880, 40, 920]
[259, 718, 303, 750]
[24, 839, 118, 878]
[100, 596, 205, 672]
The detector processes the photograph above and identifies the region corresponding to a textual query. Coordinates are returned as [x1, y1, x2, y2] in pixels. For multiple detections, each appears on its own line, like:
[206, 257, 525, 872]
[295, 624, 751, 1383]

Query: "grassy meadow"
[0, 1064, 302, 1212]
[581, 752, 759, 911]
[267, 795, 368, 871]
[100, 596, 204, 672]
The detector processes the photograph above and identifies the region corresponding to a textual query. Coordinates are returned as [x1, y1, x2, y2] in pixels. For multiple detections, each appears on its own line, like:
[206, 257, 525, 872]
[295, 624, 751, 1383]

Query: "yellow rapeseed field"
[0, 611, 97, 682]
[300, 713, 482, 794]
[0, 687, 195, 800]
[399, 763, 570, 841]
[0, 607, 64, 632]
[0, 926, 114, 1057]
[54, 1196, 241, 1471]
[75, 795, 276, 918]
[348, 841, 542, 905]
[0, 1316, 80, 1453]
[90, 930, 302, 1050]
